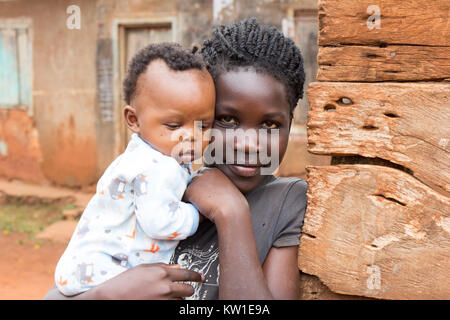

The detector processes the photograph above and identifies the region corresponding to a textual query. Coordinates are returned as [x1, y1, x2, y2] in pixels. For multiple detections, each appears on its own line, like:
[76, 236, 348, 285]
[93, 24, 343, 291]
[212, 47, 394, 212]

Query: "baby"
[55, 43, 215, 296]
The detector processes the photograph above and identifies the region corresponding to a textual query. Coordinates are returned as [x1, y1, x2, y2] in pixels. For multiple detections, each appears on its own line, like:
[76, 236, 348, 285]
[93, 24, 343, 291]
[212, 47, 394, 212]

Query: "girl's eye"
[262, 120, 279, 129]
[217, 115, 237, 124]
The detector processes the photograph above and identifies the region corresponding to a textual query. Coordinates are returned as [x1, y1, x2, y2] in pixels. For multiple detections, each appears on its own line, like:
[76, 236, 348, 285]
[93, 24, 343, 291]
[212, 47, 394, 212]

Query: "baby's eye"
[262, 120, 279, 129]
[164, 123, 181, 130]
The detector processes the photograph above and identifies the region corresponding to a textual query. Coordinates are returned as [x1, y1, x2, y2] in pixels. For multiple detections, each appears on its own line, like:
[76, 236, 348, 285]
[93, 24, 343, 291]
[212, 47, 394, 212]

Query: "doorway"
[116, 20, 175, 151]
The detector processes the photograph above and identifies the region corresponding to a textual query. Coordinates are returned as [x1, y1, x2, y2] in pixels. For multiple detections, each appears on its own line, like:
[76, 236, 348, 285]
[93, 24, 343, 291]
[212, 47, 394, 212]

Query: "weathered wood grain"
[318, 0, 450, 46]
[317, 46, 450, 82]
[298, 165, 450, 299]
[298, 272, 370, 300]
[307, 82, 450, 194]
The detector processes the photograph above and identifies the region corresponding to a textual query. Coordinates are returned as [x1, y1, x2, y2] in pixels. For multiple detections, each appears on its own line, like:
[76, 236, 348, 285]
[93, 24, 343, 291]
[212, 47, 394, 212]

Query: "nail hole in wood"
[336, 97, 353, 105]
[383, 112, 399, 118]
[324, 104, 336, 111]
[362, 125, 378, 130]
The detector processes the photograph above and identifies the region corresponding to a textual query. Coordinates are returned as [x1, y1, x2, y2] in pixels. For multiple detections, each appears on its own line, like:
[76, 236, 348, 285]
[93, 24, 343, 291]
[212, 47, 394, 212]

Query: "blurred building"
[0, 0, 327, 188]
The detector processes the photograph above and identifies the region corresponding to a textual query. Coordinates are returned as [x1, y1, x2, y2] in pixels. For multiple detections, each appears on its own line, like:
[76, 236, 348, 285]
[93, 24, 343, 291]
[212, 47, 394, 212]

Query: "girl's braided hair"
[200, 18, 305, 114]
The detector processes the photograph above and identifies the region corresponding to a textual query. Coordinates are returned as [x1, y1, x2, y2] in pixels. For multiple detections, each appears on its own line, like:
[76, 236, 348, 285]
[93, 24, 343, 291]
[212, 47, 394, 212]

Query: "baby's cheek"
[155, 138, 181, 158]
[201, 139, 211, 153]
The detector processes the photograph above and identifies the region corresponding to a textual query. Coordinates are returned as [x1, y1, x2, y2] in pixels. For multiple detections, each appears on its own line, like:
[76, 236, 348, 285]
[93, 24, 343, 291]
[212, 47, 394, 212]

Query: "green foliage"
[0, 203, 65, 241]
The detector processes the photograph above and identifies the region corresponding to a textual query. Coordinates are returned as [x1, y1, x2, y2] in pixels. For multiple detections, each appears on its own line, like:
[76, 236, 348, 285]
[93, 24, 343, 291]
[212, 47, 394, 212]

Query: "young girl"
[44, 17, 307, 300]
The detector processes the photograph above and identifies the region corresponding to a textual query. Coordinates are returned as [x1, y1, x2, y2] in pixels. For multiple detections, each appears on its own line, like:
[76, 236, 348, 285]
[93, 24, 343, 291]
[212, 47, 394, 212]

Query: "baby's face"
[125, 59, 215, 164]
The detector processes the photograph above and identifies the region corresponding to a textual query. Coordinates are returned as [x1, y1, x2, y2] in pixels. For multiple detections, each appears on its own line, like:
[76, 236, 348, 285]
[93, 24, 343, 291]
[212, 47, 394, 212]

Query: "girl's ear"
[124, 105, 140, 133]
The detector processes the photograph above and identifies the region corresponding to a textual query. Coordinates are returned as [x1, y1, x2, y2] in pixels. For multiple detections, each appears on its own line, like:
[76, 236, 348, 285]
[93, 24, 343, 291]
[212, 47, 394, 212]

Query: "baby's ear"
[123, 105, 140, 133]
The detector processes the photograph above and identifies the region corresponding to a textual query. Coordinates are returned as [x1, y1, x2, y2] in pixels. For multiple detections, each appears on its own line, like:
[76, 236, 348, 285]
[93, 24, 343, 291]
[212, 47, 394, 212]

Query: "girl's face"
[213, 69, 292, 194]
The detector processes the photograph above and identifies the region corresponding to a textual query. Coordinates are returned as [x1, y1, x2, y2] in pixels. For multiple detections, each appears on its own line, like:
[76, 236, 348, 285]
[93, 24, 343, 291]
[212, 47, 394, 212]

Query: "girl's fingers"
[169, 282, 196, 298]
[167, 267, 205, 283]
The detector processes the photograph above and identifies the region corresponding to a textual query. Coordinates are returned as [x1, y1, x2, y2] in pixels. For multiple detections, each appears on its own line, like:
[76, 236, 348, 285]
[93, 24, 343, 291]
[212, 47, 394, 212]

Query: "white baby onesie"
[55, 133, 199, 296]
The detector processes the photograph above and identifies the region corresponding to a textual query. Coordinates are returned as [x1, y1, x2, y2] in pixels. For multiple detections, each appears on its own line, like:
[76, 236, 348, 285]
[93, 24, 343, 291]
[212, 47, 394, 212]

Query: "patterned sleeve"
[272, 179, 308, 248]
[133, 160, 199, 241]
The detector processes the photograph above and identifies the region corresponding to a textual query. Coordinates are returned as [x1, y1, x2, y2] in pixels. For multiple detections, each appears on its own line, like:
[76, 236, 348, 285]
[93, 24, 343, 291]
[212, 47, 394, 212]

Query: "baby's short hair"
[123, 42, 206, 105]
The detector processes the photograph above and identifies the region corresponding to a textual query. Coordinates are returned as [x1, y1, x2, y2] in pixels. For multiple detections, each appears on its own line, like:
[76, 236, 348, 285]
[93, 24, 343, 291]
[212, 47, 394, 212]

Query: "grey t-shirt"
[169, 175, 307, 300]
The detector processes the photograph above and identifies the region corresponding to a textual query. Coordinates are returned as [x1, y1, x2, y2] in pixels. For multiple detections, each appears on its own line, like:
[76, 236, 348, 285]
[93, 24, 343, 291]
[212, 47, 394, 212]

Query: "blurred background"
[0, 0, 328, 299]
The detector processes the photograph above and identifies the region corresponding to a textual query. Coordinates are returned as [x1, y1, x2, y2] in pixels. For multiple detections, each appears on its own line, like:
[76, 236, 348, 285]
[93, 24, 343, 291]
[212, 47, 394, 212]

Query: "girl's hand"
[184, 168, 249, 224]
[92, 263, 204, 300]
[44, 263, 204, 300]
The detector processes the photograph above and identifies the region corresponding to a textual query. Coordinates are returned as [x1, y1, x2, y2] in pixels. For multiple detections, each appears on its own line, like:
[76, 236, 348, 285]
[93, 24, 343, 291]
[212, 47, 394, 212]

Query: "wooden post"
[298, 0, 450, 299]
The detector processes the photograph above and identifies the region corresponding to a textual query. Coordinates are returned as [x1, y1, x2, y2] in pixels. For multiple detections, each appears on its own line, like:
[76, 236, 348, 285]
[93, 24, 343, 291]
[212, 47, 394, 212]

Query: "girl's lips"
[228, 164, 261, 177]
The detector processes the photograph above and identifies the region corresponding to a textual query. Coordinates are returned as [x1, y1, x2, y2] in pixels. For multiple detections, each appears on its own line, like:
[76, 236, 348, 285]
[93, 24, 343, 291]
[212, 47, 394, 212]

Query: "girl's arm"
[262, 246, 300, 299]
[184, 168, 275, 299]
[214, 203, 273, 299]
[215, 206, 300, 299]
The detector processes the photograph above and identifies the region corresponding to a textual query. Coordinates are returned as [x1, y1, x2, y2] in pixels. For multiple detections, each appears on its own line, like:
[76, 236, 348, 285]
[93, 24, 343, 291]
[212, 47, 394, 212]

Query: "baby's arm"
[133, 162, 199, 240]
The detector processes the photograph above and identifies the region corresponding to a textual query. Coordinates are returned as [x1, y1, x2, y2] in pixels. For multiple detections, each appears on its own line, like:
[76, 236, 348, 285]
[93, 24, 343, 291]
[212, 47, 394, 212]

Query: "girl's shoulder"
[246, 175, 308, 260]
[248, 175, 307, 205]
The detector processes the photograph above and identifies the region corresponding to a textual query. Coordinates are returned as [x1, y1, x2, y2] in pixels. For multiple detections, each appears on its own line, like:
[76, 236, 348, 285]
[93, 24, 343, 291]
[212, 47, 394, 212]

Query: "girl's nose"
[232, 129, 262, 153]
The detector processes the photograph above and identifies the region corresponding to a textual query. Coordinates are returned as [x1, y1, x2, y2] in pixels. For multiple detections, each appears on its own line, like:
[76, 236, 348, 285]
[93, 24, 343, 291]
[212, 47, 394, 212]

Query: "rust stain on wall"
[41, 117, 98, 188]
[0, 109, 45, 183]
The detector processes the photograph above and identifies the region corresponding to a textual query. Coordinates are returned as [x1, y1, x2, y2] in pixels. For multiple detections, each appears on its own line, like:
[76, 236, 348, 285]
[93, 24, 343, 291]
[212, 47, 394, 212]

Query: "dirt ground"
[0, 179, 93, 300]
[0, 231, 67, 300]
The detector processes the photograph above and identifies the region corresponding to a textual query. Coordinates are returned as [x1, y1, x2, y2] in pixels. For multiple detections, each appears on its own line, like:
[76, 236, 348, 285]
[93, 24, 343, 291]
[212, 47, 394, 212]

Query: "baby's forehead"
[135, 60, 211, 94]
[133, 60, 215, 119]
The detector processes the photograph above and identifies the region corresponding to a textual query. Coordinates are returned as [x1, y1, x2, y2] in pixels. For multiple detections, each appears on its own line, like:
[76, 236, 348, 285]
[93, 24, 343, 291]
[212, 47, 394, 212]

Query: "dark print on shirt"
[170, 241, 219, 300]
